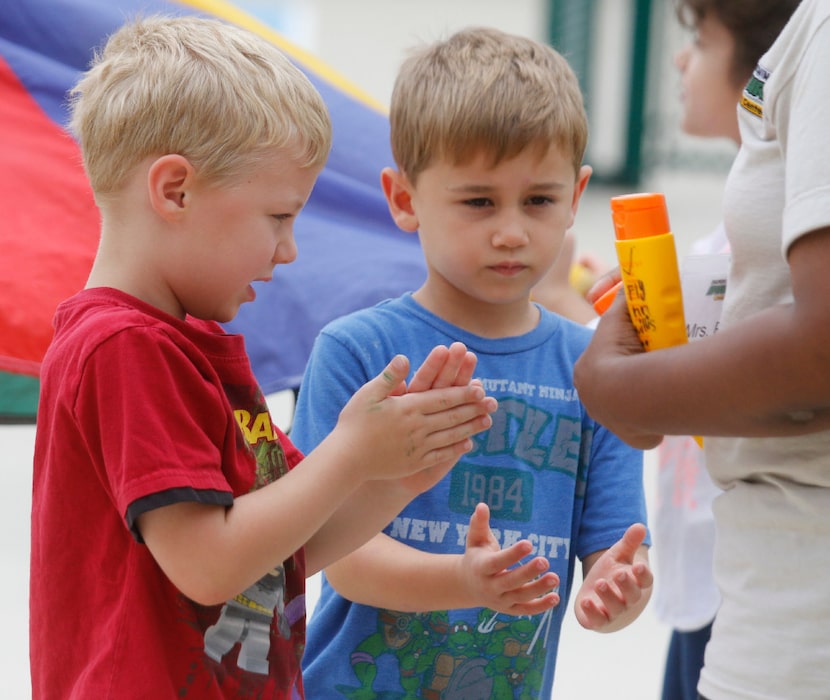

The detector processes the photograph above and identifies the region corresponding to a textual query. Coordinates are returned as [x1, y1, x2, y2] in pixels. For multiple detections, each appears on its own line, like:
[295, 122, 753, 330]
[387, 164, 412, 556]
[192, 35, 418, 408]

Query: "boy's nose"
[492, 215, 529, 248]
[273, 234, 298, 265]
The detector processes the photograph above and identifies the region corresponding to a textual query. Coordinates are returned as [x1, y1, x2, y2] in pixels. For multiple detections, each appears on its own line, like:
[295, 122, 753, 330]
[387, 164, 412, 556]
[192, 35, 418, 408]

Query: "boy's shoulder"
[537, 304, 595, 344]
[46, 287, 222, 369]
[318, 293, 418, 337]
[317, 294, 594, 355]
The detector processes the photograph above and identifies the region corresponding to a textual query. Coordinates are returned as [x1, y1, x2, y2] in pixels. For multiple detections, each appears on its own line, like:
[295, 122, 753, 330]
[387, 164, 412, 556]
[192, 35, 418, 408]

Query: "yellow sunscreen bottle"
[603, 192, 702, 447]
[611, 192, 687, 351]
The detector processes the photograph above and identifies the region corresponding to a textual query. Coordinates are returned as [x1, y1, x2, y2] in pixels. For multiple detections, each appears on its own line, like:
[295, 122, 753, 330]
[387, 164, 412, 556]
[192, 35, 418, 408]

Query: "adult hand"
[574, 292, 664, 449]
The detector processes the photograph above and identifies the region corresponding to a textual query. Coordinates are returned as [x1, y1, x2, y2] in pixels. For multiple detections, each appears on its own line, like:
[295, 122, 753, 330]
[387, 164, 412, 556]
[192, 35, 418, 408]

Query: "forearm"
[578, 229, 830, 441]
[304, 480, 419, 575]
[325, 533, 474, 612]
[138, 430, 370, 605]
[578, 303, 830, 440]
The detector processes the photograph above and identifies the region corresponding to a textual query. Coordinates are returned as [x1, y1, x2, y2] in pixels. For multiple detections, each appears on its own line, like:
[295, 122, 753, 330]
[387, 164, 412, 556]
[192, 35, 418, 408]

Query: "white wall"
[239, 0, 549, 108]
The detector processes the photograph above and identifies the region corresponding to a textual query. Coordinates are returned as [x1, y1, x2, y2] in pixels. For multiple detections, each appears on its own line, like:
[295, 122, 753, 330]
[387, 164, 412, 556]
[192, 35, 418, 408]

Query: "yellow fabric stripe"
[173, 0, 387, 113]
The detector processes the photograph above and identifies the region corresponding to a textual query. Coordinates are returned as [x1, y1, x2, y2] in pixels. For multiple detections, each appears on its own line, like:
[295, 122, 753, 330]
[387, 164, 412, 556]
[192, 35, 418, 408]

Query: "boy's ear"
[380, 167, 419, 233]
[147, 154, 196, 219]
[568, 164, 593, 228]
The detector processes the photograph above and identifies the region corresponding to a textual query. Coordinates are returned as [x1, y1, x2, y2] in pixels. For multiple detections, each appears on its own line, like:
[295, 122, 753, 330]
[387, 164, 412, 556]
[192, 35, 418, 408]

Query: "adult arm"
[574, 227, 830, 448]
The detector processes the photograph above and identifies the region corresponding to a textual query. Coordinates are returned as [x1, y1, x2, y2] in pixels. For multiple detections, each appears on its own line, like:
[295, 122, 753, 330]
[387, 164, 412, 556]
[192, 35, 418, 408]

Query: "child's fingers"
[585, 266, 622, 303]
[512, 590, 560, 616]
[417, 413, 493, 465]
[506, 560, 558, 597]
[487, 566, 560, 616]
[392, 395, 494, 470]
[453, 349, 478, 387]
[427, 342, 471, 388]
[409, 342, 474, 392]
[608, 523, 647, 565]
[631, 560, 653, 590]
[407, 345, 449, 393]
[589, 569, 645, 620]
[465, 503, 494, 548]
[578, 597, 610, 629]
[611, 565, 652, 602]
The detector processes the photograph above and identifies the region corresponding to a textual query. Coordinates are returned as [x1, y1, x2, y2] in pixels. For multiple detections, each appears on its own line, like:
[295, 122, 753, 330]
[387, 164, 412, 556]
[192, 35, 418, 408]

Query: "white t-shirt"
[699, 1, 830, 697]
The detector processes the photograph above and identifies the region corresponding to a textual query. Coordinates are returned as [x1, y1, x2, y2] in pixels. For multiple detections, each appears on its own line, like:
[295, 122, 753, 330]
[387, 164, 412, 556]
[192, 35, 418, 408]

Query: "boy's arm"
[137, 352, 496, 606]
[573, 523, 652, 633]
[311, 344, 556, 615]
[324, 503, 559, 616]
[302, 341, 483, 573]
[575, 228, 830, 448]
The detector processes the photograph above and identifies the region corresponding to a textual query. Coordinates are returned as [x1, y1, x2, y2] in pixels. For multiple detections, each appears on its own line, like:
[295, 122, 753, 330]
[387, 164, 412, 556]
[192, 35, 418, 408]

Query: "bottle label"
[616, 232, 687, 351]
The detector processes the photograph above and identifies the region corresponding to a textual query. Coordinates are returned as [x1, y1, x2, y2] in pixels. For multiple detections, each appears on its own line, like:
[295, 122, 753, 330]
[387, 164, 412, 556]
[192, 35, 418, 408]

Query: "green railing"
[548, 0, 654, 185]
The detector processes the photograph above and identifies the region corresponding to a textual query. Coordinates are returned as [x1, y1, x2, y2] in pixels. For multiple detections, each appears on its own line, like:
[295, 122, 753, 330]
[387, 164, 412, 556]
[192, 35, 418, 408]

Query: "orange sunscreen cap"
[610, 192, 671, 241]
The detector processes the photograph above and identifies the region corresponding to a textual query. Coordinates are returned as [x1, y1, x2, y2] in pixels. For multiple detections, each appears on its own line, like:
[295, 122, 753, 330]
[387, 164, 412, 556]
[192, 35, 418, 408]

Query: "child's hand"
[407, 341, 477, 393]
[458, 503, 560, 616]
[335, 353, 497, 484]
[584, 265, 621, 305]
[574, 523, 653, 632]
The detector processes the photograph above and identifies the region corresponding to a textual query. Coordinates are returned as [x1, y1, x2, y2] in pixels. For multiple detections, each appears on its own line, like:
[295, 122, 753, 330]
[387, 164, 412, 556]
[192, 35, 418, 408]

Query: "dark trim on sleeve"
[126, 487, 234, 543]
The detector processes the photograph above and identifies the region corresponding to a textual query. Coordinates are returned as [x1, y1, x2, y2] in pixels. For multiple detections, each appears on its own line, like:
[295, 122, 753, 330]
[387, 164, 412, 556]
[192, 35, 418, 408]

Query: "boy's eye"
[272, 214, 292, 222]
[527, 195, 554, 207]
[464, 197, 493, 208]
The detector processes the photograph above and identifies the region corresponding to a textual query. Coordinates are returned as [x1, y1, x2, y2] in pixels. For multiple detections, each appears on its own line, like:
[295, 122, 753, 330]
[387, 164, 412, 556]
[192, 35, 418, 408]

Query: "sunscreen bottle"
[609, 192, 687, 351]
[594, 192, 702, 446]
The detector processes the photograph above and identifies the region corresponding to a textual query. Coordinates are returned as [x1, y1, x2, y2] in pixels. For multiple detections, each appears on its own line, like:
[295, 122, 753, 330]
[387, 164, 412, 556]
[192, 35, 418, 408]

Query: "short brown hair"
[389, 26, 588, 183]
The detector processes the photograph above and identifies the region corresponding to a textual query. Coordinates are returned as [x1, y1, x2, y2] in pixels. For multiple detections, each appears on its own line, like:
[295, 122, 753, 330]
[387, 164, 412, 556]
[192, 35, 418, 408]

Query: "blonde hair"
[389, 27, 588, 183]
[69, 15, 332, 202]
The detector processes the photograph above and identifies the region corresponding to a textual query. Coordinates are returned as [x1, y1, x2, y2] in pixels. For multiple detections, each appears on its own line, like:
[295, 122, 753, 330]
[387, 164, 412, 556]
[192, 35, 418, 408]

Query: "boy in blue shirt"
[292, 26, 652, 698]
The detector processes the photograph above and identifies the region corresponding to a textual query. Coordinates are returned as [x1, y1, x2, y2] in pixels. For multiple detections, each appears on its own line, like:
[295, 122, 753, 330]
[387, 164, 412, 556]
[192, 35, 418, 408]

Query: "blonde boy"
[29, 16, 500, 698]
[292, 27, 652, 698]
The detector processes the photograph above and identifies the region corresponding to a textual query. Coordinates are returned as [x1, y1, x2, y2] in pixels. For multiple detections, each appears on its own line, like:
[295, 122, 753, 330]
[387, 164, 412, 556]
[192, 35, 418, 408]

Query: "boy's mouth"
[491, 263, 527, 277]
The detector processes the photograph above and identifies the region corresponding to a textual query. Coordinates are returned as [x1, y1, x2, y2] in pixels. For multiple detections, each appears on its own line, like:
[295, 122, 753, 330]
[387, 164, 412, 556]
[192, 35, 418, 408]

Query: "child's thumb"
[375, 354, 410, 397]
[466, 503, 492, 547]
[616, 523, 647, 561]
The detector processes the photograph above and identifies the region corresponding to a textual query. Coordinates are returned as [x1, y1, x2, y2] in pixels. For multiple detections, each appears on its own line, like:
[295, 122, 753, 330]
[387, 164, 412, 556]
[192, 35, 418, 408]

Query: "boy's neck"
[412, 287, 541, 339]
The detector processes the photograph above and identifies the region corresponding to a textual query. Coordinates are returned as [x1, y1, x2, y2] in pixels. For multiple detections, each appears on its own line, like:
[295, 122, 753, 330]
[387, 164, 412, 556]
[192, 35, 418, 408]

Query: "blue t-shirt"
[291, 293, 646, 699]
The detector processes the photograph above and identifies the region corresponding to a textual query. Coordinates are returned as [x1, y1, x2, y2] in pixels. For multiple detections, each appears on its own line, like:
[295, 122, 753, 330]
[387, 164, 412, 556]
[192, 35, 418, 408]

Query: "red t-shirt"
[31, 288, 307, 699]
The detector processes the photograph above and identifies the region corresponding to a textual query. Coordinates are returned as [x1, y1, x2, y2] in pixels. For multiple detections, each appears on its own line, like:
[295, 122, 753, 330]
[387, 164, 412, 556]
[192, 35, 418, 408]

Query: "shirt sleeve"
[574, 422, 649, 560]
[779, 18, 830, 250]
[75, 325, 235, 528]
